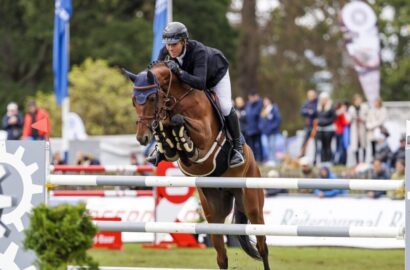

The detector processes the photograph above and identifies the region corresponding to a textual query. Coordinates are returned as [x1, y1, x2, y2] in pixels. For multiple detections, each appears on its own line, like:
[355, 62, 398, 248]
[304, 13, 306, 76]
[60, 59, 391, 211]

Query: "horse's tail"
[232, 202, 262, 260]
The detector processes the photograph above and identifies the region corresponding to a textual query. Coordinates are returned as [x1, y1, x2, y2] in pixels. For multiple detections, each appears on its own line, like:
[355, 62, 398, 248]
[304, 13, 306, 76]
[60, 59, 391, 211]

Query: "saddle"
[177, 90, 244, 177]
[204, 89, 245, 145]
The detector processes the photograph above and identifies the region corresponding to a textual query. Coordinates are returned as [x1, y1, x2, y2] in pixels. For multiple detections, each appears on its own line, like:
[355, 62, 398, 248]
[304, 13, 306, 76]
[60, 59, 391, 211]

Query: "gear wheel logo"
[0, 142, 42, 232]
[0, 242, 36, 270]
[0, 164, 12, 238]
[0, 141, 45, 270]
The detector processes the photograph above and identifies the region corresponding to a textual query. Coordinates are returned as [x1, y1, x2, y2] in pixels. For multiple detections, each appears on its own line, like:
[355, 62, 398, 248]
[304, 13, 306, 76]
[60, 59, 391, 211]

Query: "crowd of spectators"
[299, 89, 402, 169]
[263, 89, 406, 200]
[234, 93, 282, 165]
[2, 100, 50, 140]
[5, 92, 404, 201]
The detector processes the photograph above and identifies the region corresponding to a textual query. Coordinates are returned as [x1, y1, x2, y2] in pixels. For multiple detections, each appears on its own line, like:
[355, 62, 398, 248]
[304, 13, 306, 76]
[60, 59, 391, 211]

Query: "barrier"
[95, 221, 404, 239]
[48, 175, 404, 190]
[51, 164, 154, 173]
[50, 190, 153, 197]
[1, 118, 409, 270]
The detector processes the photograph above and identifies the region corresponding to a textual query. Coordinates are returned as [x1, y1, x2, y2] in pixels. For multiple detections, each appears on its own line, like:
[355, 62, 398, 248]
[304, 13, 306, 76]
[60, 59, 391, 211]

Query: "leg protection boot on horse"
[225, 108, 245, 168]
[146, 121, 178, 166]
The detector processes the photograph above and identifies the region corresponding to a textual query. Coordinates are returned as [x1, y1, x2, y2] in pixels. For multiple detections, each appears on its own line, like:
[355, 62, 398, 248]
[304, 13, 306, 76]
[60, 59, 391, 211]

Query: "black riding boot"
[225, 108, 245, 168]
[146, 146, 165, 166]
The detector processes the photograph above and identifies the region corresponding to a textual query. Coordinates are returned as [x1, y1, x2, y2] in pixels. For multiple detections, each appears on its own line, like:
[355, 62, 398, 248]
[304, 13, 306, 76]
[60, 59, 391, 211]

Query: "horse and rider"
[124, 22, 270, 270]
[146, 21, 245, 169]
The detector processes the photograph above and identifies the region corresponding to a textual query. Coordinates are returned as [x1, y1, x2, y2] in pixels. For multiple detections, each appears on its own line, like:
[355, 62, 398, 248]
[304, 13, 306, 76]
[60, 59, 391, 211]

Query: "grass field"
[88, 244, 404, 270]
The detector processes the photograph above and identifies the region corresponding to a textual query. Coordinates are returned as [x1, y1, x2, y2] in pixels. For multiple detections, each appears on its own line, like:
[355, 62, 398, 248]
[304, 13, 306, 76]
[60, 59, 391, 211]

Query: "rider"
[146, 21, 245, 168]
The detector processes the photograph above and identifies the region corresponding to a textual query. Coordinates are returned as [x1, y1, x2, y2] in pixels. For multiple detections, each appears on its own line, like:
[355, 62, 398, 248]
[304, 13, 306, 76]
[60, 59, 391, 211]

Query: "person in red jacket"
[22, 100, 50, 140]
[333, 101, 349, 165]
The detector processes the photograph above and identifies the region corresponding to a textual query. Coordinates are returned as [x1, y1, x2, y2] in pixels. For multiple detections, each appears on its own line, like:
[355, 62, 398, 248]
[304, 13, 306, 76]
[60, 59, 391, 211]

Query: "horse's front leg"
[170, 114, 199, 161]
[153, 120, 179, 161]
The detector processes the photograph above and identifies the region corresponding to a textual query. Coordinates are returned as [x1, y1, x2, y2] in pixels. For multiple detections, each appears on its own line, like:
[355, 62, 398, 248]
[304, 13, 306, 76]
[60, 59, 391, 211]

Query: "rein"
[133, 62, 195, 128]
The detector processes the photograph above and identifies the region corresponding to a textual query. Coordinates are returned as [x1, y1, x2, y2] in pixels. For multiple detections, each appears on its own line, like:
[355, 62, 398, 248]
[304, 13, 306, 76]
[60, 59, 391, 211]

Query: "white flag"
[341, 1, 380, 106]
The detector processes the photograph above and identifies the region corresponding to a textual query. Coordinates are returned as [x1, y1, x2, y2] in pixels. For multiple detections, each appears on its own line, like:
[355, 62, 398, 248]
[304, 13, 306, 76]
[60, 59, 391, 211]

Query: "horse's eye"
[148, 95, 156, 102]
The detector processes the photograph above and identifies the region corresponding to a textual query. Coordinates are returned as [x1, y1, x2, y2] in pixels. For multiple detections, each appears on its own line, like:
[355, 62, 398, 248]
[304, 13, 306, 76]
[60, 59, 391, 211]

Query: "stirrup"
[229, 149, 245, 168]
[146, 148, 164, 166]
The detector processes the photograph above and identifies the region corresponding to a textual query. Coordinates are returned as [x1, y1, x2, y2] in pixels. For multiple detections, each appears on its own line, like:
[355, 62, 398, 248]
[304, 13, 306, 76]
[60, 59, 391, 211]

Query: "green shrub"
[24, 203, 98, 270]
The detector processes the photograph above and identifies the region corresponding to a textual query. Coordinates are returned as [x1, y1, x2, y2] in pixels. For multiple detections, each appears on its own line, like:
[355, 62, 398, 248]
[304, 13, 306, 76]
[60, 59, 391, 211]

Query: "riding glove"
[166, 60, 182, 77]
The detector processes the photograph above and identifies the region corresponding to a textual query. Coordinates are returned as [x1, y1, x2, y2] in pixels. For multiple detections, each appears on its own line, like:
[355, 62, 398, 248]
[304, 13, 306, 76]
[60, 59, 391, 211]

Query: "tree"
[373, 0, 410, 100]
[0, 0, 153, 115]
[33, 59, 136, 136]
[236, 0, 259, 97]
[174, 0, 237, 64]
[257, 1, 362, 133]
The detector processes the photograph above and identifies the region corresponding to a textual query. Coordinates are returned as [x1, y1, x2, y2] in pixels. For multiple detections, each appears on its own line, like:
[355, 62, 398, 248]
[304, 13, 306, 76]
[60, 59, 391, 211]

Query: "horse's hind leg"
[198, 188, 233, 269]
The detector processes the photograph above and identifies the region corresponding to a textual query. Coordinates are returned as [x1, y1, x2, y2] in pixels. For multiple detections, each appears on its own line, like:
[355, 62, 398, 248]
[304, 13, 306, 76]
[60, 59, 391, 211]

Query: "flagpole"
[62, 20, 70, 163]
[168, 0, 172, 22]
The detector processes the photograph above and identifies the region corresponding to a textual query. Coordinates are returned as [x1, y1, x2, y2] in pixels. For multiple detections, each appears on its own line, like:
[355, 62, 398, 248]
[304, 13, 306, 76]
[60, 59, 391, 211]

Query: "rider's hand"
[167, 60, 182, 76]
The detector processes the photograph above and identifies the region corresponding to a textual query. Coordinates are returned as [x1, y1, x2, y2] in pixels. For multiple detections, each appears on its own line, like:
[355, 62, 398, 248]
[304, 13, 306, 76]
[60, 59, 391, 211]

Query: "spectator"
[313, 166, 346, 198]
[298, 156, 318, 193]
[2, 102, 23, 140]
[316, 92, 336, 164]
[245, 93, 263, 161]
[387, 159, 405, 200]
[298, 156, 318, 178]
[300, 89, 318, 158]
[347, 94, 368, 164]
[367, 159, 389, 199]
[76, 151, 101, 165]
[234, 96, 248, 142]
[258, 97, 281, 165]
[265, 169, 288, 197]
[52, 152, 66, 165]
[22, 100, 50, 140]
[373, 131, 392, 165]
[366, 97, 387, 159]
[390, 134, 406, 168]
[333, 101, 349, 165]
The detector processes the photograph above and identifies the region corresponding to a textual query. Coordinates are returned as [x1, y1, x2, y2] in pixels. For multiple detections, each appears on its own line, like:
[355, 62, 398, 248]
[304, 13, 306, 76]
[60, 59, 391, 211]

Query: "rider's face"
[166, 41, 184, 58]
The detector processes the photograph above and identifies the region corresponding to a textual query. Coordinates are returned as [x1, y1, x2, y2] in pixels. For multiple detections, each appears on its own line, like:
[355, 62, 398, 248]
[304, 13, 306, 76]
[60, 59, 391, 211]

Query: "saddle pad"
[204, 89, 225, 130]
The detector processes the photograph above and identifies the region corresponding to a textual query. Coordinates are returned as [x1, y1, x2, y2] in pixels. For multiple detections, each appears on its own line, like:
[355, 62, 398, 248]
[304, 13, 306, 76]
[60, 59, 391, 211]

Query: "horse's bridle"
[132, 63, 195, 130]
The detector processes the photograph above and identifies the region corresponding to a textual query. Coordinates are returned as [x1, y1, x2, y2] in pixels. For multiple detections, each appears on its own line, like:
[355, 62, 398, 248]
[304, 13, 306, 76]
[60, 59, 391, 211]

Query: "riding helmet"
[162, 22, 189, 44]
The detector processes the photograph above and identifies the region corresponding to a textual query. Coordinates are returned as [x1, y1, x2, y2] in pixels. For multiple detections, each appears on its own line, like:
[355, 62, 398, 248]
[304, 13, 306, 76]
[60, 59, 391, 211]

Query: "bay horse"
[124, 62, 270, 270]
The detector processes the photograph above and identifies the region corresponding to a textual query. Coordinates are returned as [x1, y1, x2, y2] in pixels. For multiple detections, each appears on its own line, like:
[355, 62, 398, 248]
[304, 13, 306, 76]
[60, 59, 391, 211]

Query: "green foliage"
[0, 0, 152, 115]
[0, 0, 54, 110]
[174, 0, 237, 63]
[32, 58, 135, 136]
[373, 0, 410, 100]
[24, 204, 98, 270]
[258, 1, 358, 134]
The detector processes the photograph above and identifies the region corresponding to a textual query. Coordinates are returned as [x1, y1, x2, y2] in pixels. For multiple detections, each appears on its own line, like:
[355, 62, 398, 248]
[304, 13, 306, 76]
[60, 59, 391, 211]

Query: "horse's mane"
[147, 60, 168, 70]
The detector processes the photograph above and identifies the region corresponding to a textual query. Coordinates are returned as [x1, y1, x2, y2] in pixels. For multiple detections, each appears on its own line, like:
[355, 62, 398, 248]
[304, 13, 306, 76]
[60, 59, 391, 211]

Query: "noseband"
[132, 63, 194, 130]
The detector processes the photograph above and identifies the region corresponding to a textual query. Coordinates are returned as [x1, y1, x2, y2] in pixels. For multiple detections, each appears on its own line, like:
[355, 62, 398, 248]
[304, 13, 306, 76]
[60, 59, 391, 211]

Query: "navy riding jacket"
[158, 40, 229, 90]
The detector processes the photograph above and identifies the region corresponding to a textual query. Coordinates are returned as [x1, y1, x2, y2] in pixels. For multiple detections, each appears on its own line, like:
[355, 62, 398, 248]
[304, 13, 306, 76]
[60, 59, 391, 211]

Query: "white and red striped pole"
[49, 190, 153, 197]
[50, 165, 155, 173]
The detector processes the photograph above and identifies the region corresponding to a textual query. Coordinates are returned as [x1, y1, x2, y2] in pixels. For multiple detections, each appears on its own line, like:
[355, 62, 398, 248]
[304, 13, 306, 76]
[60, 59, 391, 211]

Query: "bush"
[24, 203, 98, 270]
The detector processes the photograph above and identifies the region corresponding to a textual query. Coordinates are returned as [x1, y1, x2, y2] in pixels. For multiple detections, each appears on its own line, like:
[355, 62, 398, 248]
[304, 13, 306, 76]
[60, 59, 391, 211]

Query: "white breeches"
[212, 69, 233, 116]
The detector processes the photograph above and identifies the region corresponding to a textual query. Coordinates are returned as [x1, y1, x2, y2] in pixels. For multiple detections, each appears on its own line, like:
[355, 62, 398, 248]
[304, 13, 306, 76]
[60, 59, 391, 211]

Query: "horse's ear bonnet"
[147, 70, 156, 84]
[132, 71, 158, 105]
